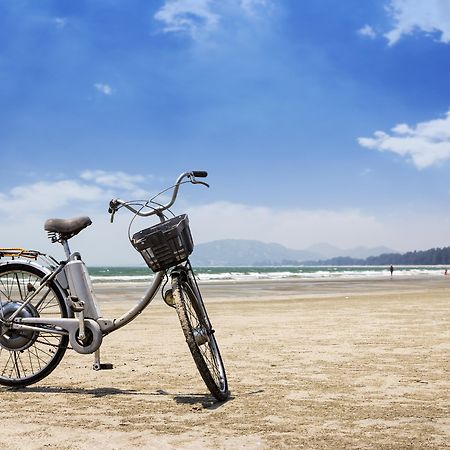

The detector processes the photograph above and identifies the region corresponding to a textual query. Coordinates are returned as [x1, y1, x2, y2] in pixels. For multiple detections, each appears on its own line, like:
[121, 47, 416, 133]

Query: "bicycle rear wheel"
[0, 263, 69, 387]
[172, 270, 229, 401]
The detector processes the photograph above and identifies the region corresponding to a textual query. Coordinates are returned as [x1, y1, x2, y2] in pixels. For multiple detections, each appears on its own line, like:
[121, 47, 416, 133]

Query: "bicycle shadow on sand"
[5, 385, 141, 398]
[174, 394, 232, 410]
[4, 386, 234, 407]
[172, 388, 263, 410]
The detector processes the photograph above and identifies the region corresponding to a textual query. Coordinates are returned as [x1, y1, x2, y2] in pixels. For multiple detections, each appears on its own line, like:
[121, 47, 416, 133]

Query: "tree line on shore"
[305, 246, 450, 266]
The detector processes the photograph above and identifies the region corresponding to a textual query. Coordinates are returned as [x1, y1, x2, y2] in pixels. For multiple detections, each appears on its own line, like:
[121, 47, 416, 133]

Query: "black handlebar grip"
[108, 199, 118, 213]
[193, 171, 208, 178]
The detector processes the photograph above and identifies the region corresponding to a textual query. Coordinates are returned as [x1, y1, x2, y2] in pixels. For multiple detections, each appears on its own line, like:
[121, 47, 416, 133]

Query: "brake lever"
[108, 200, 119, 223]
[191, 179, 210, 188]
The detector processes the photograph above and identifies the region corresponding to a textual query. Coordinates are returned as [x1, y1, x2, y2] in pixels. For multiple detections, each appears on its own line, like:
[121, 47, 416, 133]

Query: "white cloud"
[53, 17, 67, 29]
[81, 170, 149, 199]
[385, 0, 450, 45]
[358, 24, 377, 39]
[0, 180, 105, 216]
[0, 172, 157, 264]
[358, 109, 450, 169]
[153, 0, 272, 38]
[154, 0, 220, 36]
[1, 178, 450, 264]
[240, 0, 271, 17]
[0, 177, 389, 261]
[81, 170, 146, 191]
[187, 202, 385, 250]
[94, 83, 113, 96]
[187, 202, 450, 261]
[0, 170, 151, 220]
[0, 208, 138, 267]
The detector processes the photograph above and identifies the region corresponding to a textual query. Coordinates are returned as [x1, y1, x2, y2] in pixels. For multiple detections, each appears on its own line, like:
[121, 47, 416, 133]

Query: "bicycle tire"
[0, 263, 69, 387]
[172, 271, 229, 401]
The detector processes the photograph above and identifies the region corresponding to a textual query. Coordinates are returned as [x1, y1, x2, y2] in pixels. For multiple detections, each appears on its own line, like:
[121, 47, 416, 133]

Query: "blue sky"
[1, 0, 450, 264]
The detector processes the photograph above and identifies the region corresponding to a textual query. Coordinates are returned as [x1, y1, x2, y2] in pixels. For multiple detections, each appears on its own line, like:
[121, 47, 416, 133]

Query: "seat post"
[61, 239, 71, 259]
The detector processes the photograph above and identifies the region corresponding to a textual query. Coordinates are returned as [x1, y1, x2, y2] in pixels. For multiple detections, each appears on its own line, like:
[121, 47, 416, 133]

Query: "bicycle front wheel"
[172, 272, 229, 401]
[0, 263, 69, 387]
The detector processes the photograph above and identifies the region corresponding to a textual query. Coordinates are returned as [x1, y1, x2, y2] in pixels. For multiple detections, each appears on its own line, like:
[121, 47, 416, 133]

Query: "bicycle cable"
[126, 180, 192, 244]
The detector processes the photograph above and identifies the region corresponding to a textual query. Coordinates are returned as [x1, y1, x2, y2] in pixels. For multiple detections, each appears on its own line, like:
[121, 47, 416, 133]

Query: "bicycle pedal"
[92, 362, 114, 371]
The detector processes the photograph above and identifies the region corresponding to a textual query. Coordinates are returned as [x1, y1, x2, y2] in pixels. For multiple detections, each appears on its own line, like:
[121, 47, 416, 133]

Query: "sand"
[0, 276, 449, 449]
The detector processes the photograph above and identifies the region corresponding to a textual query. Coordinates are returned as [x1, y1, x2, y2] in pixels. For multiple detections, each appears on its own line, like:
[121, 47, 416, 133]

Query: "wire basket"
[131, 214, 194, 272]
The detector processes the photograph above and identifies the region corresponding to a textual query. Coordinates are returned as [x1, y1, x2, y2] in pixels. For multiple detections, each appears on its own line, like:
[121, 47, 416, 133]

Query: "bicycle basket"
[131, 214, 194, 272]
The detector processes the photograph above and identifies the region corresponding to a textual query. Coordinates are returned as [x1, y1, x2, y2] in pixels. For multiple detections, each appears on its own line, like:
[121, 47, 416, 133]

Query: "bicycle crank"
[70, 320, 103, 354]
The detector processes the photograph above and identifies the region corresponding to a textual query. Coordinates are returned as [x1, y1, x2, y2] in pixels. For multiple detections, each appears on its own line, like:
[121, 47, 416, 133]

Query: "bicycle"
[0, 171, 229, 401]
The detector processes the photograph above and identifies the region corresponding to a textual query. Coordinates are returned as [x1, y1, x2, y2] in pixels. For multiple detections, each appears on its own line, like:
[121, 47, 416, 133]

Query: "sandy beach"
[0, 276, 449, 449]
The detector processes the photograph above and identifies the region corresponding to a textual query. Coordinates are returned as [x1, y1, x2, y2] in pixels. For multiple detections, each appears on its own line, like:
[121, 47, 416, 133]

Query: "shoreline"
[92, 274, 450, 304]
[88, 265, 450, 285]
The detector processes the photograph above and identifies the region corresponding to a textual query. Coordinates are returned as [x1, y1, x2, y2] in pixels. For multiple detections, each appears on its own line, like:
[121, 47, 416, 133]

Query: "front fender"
[169, 265, 190, 281]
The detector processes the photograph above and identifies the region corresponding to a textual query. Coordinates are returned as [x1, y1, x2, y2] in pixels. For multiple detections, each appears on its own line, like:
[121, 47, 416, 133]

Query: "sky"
[2, 0, 450, 265]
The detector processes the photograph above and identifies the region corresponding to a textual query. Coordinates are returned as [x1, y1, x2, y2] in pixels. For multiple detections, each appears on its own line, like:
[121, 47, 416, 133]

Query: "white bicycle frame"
[3, 171, 207, 368]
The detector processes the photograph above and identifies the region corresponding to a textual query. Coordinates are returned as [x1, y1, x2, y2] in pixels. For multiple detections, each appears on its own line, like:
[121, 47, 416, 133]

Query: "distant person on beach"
[390, 265, 394, 277]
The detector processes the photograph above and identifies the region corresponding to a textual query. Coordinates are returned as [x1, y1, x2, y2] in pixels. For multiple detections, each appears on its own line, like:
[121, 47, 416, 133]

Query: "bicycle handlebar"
[108, 170, 208, 222]
[192, 171, 208, 178]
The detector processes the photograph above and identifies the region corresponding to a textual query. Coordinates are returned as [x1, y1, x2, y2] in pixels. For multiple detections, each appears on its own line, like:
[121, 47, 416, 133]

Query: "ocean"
[87, 265, 449, 283]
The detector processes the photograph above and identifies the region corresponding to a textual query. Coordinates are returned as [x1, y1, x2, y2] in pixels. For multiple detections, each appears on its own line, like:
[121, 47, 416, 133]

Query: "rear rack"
[0, 248, 40, 260]
[0, 248, 60, 270]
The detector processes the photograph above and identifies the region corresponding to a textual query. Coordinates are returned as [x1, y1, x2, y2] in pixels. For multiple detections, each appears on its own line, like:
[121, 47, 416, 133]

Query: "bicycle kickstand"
[93, 349, 114, 371]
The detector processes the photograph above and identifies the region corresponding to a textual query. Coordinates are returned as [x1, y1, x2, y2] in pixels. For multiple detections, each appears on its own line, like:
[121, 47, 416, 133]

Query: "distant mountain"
[190, 239, 396, 266]
[191, 239, 317, 266]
